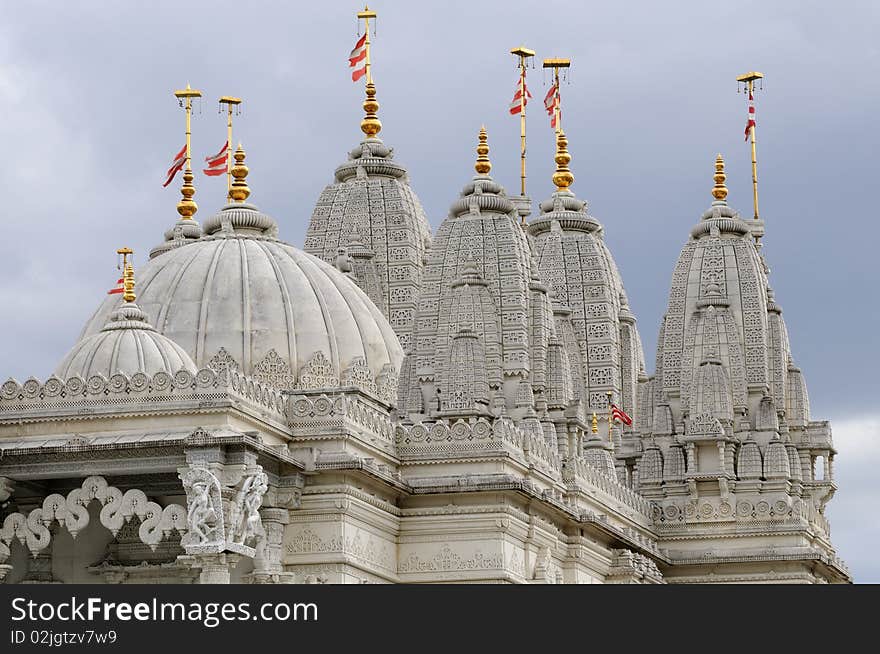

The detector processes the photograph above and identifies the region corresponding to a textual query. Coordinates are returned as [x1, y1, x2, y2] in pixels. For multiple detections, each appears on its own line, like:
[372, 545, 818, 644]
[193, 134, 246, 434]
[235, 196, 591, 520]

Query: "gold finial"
[117, 247, 136, 303]
[552, 130, 574, 191]
[475, 126, 492, 175]
[591, 411, 598, 434]
[712, 153, 728, 202]
[361, 83, 382, 137]
[229, 143, 250, 203]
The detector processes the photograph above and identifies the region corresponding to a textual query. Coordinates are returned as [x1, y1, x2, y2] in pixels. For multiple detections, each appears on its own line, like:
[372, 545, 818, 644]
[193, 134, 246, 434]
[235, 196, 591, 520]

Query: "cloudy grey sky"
[1, 1, 877, 581]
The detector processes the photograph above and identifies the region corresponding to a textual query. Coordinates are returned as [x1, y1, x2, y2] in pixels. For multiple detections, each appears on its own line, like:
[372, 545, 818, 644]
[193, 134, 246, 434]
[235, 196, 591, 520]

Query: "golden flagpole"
[510, 46, 535, 203]
[357, 6, 381, 138]
[737, 71, 763, 224]
[173, 84, 202, 220]
[543, 58, 570, 134]
[219, 96, 241, 203]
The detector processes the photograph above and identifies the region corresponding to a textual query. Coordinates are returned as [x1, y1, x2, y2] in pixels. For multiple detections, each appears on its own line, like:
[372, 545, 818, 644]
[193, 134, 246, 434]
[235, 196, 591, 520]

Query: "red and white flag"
[107, 277, 124, 295]
[509, 70, 531, 115]
[544, 83, 559, 128]
[203, 141, 229, 176]
[349, 33, 367, 82]
[611, 404, 633, 426]
[744, 90, 756, 141]
[162, 144, 187, 187]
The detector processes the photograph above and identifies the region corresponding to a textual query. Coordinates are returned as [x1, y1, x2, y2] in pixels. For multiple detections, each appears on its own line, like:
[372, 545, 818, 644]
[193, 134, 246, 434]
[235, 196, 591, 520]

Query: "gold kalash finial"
[117, 247, 136, 303]
[357, 7, 381, 138]
[552, 130, 574, 191]
[712, 153, 728, 203]
[229, 143, 250, 203]
[591, 412, 599, 435]
[174, 84, 203, 220]
[475, 126, 492, 175]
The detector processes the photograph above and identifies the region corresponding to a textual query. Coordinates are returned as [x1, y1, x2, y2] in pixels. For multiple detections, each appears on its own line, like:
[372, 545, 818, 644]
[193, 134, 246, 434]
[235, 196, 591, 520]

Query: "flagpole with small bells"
[737, 71, 763, 224]
[510, 46, 535, 200]
[543, 58, 570, 134]
[219, 96, 241, 202]
[357, 6, 381, 139]
[173, 84, 202, 221]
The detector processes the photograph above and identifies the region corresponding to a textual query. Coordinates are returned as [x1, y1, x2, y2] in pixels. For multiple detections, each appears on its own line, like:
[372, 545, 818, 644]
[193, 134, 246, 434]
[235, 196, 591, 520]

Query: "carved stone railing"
[286, 391, 396, 454]
[0, 476, 186, 565]
[0, 368, 287, 424]
[565, 456, 653, 519]
[395, 417, 522, 459]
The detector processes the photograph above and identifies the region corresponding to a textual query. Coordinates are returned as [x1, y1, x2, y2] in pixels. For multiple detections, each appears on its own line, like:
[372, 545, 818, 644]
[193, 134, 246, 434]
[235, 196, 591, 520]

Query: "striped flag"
[349, 33, 367, 82]
[203, 141, 228, 176]
[544, 83, 559, 128]
[162, 144, 187, 187]
[509, 70, 531, 115]
[744, 90, 756, 141]
[107, 277, 124, 295]
[611, 403, 633, 426]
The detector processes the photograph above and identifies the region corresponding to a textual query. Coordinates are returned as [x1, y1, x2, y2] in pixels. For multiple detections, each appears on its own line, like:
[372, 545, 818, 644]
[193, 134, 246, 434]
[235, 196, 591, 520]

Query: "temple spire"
[711, 153, 728, 204]
[475, 126, 492, 175]
[173, 84, 202, 220]
[229, 143, 250, 203]
[117, 247, 136, 303]
[552, 130, 573, 191]
[357, 7, 381, 138]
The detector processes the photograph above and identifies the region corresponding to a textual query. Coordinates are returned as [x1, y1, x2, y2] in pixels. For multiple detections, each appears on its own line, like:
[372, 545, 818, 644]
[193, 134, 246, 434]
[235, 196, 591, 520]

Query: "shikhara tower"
[0, 11, 848, 584]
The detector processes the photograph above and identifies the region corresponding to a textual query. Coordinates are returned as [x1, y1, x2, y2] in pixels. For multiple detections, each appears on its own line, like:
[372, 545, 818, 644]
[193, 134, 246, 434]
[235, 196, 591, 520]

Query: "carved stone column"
[250, 507, 290, 584]
[192, 552, 240, 585]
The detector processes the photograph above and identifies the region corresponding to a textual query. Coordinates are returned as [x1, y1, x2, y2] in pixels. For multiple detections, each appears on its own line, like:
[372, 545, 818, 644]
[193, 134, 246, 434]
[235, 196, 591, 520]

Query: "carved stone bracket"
[0, 476, 187, 562]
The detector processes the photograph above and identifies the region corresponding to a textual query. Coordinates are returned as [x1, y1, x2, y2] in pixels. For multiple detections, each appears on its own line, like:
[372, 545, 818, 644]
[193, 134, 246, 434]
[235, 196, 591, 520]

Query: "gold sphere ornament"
[552, 130, 574, 191]
[712, 153, 728, 202]
[229, 143, 251, 203]
[360, 83, 382, 137]
[177, 170, 198, 219]
[475, 126, 492, 175]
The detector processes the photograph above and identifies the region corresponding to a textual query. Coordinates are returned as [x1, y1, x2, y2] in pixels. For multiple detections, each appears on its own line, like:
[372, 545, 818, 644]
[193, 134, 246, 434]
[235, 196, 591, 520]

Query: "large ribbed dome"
[78, 202, 403, 395]
[57, 303, 197, 380]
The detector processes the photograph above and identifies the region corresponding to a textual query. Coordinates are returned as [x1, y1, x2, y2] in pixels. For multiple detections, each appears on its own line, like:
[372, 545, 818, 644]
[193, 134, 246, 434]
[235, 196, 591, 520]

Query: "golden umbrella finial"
[229, 143, 250, 203]
[117, 247, 136, 303]
[591, 411, 599, 434]
[475, 125, 492, 175]
[712, 153, 728, 202]
[552, 129, 574, 191]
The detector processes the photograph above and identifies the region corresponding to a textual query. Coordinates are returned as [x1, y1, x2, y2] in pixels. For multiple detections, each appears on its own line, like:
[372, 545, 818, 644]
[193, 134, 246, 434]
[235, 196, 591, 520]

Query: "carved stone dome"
[78, 202, 404, 397]
[56, 303, 197, 379]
